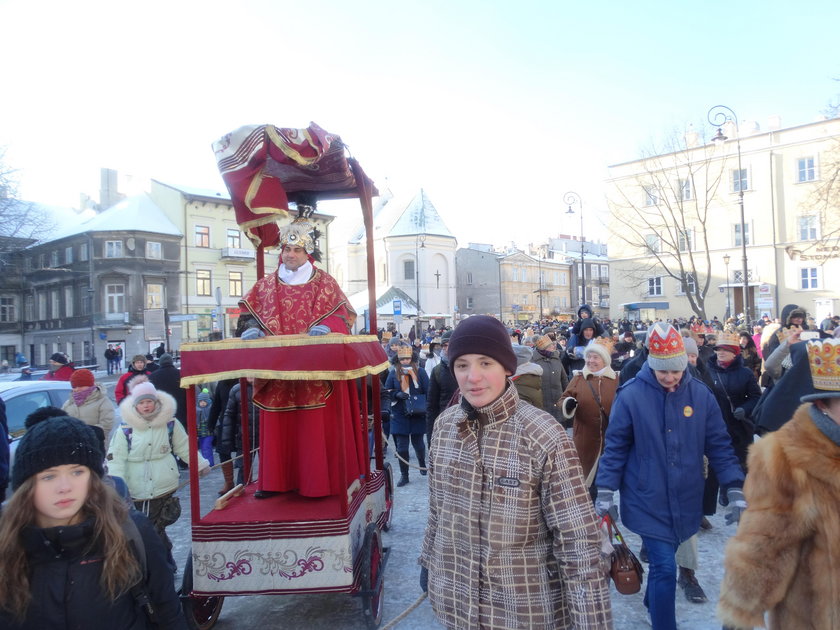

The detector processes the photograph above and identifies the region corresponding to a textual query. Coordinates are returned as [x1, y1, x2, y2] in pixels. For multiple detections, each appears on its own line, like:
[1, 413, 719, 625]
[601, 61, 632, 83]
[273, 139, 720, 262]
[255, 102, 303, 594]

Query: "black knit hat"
[50, 352, 69, 365]
[12, 415, 105, 490]
[448, 316, 517, 376]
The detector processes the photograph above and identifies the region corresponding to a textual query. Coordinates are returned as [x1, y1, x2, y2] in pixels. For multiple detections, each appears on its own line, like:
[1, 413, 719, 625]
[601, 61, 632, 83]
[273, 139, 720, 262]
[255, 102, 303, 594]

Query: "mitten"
[395, 391, 409, 400]
[308, 324, 330, 336]
[725, 488, 747, 525]
[594, 488, 614, 517]
[241, 327, 265, 340]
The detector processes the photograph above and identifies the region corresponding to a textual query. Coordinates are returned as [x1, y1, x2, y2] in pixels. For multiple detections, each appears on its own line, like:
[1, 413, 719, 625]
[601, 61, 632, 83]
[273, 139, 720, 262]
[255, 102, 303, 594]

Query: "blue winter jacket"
[595, 363, 744, 545]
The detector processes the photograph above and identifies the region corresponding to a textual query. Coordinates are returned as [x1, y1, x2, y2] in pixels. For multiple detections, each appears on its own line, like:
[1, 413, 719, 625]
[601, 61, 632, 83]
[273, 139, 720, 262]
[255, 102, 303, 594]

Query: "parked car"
[1, 380, 73, 477]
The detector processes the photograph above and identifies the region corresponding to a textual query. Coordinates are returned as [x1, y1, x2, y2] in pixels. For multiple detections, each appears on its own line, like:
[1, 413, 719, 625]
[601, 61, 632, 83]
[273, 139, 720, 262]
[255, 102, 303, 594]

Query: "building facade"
[606, 116, 840, 322]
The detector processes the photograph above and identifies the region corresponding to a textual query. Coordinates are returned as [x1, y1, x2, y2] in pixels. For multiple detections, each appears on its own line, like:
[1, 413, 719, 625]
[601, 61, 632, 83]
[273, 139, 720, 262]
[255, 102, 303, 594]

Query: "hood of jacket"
[577, 304, 594, 319]
[780, 303, 807, 328]
[118, 388, 177, 430]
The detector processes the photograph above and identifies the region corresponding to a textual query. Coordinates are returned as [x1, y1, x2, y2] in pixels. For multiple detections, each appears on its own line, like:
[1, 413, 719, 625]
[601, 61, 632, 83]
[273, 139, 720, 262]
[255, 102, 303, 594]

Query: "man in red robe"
[239, 213, 364, 498]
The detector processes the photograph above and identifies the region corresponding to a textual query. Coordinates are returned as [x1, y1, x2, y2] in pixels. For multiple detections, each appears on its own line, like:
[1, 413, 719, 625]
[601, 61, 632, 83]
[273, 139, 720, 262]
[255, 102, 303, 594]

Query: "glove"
[241, 327, 265, 340]
[308, 324, 330, 336]
[733, 407, 746, 421]
[419, 566, 428, 593]
[594, 488, 614, 518]
[725, 488, 747, 525]
[395, 391, 409, 400]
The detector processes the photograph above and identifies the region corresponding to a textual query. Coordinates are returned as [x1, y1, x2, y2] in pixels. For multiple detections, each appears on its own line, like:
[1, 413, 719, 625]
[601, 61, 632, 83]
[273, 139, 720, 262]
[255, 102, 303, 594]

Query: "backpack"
[122, 420, 175, 453]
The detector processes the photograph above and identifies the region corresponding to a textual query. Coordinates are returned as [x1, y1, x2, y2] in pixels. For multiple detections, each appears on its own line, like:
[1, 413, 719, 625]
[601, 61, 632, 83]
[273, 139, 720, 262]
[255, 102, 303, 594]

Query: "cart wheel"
[360, 523, 385, 629]
[382, 462, 394, 532]
[180, 553, 224, 630]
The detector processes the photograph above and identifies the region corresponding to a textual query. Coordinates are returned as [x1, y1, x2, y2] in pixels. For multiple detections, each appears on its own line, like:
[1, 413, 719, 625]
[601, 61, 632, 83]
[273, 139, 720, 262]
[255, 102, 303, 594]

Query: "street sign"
[210, 309, 217, 318]
[169, 314, 198, 322]
[393, 299, 402, 315]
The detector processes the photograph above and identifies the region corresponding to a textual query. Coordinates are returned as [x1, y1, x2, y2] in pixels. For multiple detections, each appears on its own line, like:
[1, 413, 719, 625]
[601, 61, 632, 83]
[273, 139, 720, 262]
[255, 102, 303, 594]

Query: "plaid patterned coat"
[419, 384, 613, 629]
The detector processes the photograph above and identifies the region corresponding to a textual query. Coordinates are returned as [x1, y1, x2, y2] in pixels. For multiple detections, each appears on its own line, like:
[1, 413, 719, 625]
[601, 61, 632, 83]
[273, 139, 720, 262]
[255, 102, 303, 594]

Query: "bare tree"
[0, 147, 54, 240]
[607, 128, 727, 319]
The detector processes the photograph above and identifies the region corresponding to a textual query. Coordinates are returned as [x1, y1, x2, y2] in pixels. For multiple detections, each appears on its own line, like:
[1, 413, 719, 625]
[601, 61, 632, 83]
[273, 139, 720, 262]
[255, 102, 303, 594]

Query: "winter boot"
[397, 474, 410, 487]
[678, 567, 708, 603]
[218, 461, 235, 496]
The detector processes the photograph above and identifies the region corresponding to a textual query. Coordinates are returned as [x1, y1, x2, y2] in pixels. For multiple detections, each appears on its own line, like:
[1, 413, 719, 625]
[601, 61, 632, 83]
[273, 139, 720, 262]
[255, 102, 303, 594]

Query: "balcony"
[221, 248, 256, 260]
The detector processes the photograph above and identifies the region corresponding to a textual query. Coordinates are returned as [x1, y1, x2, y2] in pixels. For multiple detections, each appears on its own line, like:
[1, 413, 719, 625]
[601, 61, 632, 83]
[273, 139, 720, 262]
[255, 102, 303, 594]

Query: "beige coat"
[718, 403, 840, 629]
[61, 384, 115, 437]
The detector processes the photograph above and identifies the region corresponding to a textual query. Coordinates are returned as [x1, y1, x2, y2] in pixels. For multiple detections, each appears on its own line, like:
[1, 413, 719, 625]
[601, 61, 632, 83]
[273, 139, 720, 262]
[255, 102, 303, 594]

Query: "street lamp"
[708, 105, 750, 324]
[415, 233, 426, 338]
[536, 248, 544, 320]
[723, 254, 731, 319]
[563, 191, 585, 306]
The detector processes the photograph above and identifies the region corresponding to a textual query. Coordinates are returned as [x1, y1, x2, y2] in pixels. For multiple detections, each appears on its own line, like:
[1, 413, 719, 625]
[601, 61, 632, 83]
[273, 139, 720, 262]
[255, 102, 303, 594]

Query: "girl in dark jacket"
[739, 331, 762, 382]
[0, 415, 185, 630]
[384, 345, 429, 487]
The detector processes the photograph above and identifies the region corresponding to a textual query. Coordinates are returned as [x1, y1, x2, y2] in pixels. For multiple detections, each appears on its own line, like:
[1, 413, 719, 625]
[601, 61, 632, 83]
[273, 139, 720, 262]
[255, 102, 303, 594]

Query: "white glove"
[241, 327, 265, 340]
[308, 324, 330, 336]
[725, 488, 747, 525]
[594, 488, 614, 517]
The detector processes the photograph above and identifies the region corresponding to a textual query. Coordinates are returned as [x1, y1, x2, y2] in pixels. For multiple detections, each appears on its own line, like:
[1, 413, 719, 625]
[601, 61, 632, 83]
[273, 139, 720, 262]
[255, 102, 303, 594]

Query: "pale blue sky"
[1, 0, 838, 247]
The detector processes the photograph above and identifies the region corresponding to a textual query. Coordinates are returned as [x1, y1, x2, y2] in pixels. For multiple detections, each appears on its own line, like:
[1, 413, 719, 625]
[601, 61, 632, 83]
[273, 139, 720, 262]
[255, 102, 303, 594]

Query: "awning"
[621, 302, 670, 310]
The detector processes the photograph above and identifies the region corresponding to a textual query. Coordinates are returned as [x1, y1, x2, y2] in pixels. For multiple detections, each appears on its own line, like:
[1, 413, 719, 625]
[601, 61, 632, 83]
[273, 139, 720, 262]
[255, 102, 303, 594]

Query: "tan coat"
[560, 371, 617, 480]
[61, 384, 115, 436]
[718, 403, 840, 629]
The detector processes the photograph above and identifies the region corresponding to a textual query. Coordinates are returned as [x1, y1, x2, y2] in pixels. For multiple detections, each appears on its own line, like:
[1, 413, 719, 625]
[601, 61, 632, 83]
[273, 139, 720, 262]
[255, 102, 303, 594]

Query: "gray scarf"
[808, 403, 840, 447]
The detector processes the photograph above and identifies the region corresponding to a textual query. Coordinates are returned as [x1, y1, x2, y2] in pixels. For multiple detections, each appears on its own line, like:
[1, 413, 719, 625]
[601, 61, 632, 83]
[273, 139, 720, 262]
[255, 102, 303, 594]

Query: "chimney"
[99, 168, 123, 209]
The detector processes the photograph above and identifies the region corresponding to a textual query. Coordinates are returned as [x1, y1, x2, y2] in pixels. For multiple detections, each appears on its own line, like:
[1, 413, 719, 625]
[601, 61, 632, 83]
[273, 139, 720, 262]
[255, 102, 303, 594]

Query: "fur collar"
[118, 389, 177, 431]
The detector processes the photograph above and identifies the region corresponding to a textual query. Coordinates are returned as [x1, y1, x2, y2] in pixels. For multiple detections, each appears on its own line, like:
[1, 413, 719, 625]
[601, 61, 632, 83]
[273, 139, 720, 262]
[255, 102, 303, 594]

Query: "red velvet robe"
[239, 267, 364, 498]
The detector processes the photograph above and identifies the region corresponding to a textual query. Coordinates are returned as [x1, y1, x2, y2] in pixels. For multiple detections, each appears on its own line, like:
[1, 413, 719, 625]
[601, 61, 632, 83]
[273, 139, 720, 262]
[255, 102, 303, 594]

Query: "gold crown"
[397, 345, 413, 359]
[807, 339, 840, 392]
[592, 336, 615, 355]
[715, 331, 741, 347]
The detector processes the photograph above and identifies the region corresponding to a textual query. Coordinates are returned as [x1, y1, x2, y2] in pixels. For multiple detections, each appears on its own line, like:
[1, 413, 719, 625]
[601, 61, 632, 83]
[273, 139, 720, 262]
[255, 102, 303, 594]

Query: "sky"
[1, 0, 838, 249]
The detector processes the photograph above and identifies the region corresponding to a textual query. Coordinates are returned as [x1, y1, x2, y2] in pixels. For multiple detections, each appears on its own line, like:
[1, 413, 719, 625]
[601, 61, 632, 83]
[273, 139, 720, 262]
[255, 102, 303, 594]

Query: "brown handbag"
[603, 514, 644, 594]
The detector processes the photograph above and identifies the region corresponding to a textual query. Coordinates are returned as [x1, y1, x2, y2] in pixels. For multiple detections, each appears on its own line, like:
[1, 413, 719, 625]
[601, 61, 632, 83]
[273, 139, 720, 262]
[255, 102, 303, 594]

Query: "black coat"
[208, 378, 237, 441]
[149, 366, 187, 425]
[705, 354, 762, 419]
[426, 359, 459, 441]
[753, 341, 815, 434]
[0, 398, 7, 502]
[0, 512, 186, 630]
[219, 382, 258, 455]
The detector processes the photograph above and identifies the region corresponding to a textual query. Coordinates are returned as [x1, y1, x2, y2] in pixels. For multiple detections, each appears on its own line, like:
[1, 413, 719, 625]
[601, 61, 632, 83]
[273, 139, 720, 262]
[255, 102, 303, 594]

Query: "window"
[195, 225, 210, 248]
[678, 229, 694, 253]
[680, 273, 697, 295]
[229, 271, 243, 297]
[644, 185, 659, 207]
[591, 287, 600, 303]
[105, 241, 123, 258]
[466, 296, 474, 309]
[195, 270, 211, 296]
[0, 296, 16, 323]
[732, 168, 748, 193]
[105, 284, 125, 314]
[797, 157, 815, 182]
[50, 250, 59, 267]
[679, 178, 692, 201]
[800, 267, 819, 290]
[798, 216, 818, 241]
[79, 242, 88, 261]
[734, 223, 750, 246]
[562, 296, 568, 308]
[64, 286, 73, 317]
[403, 260, 415, 281]
[146, 241, 162, 259]
[600, 265, 609, 280]
[81, 286, 91, 315]
[51, 289, 59, 318]
[24, 295, 33, 321]
[560, 272, 568, 286]
[648, 277, 663, 296]
[65, 246, 73, 263]
[466, 272, 473, 286]
[645, 234, 661, 254]
[512, 268, 519, 282]
[553, 272, 559, 285]
[146, 283, 164, 309]
[39, 253, 46, 269]
[226, 229, 241, 249]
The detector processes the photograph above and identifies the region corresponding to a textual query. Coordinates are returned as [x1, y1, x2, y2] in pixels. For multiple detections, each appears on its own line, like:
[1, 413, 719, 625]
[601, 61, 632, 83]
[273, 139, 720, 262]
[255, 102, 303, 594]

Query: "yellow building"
[499, 249, 573, 324]
[606, 116, 840, 323]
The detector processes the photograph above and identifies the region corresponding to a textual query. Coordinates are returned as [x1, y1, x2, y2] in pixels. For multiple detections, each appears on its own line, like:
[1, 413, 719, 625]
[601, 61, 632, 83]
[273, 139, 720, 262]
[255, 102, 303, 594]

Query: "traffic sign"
[393, 299, 402, 315]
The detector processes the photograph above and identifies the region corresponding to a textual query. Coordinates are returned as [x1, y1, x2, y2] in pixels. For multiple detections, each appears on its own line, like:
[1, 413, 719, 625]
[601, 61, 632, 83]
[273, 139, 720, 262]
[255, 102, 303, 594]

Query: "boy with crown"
[595, 322, 745, 630]
[719, 338, 840, 629]
[238, 205, 363, 499]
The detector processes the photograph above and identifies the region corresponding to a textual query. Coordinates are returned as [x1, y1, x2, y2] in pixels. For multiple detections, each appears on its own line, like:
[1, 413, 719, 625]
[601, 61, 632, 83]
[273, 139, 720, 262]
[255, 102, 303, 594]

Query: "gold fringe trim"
[180, 361, 390, 388]
[180, 334, 380, 353]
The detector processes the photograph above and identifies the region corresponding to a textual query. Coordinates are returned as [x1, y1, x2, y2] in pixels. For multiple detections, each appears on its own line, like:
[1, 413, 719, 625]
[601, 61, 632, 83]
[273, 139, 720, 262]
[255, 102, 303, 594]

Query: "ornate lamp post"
[708, 105, 750, 323]
[723, 254, 732, 319]
[563, 191, 585, 306]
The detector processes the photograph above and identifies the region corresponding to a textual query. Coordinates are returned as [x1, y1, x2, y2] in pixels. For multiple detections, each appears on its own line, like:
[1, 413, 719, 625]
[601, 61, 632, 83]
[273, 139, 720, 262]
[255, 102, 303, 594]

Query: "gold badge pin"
[684, 406, 693, 417]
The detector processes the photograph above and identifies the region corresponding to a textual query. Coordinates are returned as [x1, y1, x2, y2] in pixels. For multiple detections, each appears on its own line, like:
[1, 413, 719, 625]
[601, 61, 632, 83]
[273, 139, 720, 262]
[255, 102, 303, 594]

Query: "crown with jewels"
[714, 331, 741, 347]
[806, 339, 840, 392]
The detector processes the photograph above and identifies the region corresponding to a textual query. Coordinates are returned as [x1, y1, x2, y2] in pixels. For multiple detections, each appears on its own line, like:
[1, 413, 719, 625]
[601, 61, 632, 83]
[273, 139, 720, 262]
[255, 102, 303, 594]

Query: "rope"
[378, 431, 427, 472]
[379, 592, 428, 630]
[174, 448, 258, 493]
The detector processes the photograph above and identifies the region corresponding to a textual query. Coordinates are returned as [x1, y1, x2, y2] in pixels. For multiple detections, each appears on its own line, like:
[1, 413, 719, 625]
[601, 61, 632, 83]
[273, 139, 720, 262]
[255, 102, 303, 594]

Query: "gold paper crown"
[397, 345, 413, 359]
[806, 339, 840, 392]
[593, 336, 615, 355]
[714, 331, 741, 347]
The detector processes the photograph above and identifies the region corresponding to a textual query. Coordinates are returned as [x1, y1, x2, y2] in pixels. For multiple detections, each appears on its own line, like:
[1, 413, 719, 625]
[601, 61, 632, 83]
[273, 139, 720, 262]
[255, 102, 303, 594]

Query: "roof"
[152, 180, 231, 202]
[348, 285, 419, 317]
[35, 194, 182, 245]
[387, 189, 454, 238]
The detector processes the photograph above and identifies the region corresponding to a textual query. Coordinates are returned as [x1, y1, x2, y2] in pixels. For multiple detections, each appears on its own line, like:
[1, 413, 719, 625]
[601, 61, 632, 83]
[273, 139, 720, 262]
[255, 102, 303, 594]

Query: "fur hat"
[12, 415, 104, 490]
[584, 338, 613, 365]
[132, 382, 159, 406]
[69, 368, 95, 389]
[448, 316, 517, 376]
[50, 352, 69, 365]
[535, 335, 555, 351]
[646, 323, 688, 372]
[131, 354, 147, 364]
[800, 339, 840, 402]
